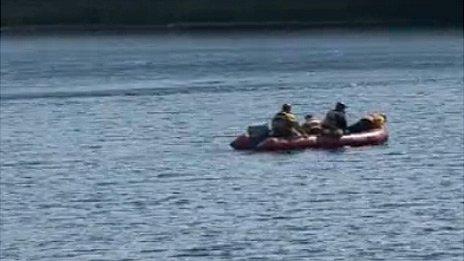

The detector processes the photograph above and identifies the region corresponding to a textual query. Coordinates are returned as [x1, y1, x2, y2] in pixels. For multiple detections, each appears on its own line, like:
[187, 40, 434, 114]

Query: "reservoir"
[1, 30, 463, 260]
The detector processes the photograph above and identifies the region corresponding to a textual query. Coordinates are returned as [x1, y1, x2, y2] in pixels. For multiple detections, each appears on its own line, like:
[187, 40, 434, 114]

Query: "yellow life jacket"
[372, 114, 385, 128]
[273, 112, 297, 124]
[363, 113, 385, 128]
[272, 112, 299, 136]
[283, 112, 297, 122]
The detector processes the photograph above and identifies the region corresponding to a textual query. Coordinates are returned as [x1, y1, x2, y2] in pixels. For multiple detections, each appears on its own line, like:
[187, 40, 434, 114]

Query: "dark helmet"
[305, 114, 313, 120]
[282, 103, 292, 112]
[335, 102, 347, 111]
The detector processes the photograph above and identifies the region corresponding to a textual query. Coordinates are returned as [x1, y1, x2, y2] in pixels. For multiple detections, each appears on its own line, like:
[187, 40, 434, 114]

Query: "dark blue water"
[1, 30, 463, 260]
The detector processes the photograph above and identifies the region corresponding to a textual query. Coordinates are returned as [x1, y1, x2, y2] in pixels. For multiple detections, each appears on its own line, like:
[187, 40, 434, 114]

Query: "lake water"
[1, 30, 463, 260]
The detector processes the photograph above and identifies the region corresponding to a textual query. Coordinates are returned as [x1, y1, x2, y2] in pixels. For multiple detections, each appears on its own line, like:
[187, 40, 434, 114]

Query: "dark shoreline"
[3, 0, 461, 34]
[2, 21, 462, 35]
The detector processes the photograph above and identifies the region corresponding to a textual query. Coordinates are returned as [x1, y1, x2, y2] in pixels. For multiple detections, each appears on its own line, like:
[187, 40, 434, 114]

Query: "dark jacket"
[323, 110, 347, 130]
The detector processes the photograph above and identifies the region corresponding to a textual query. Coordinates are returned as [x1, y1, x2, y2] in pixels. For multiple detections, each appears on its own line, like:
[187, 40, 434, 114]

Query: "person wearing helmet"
[271, 104, 305, 137]
[322, 102, 348, 137]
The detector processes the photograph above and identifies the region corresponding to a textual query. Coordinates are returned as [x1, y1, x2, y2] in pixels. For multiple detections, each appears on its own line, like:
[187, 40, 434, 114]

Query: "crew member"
[271, 104, 305, 137]
[322, 102, 348, 137]
[302, 114, 322, 135]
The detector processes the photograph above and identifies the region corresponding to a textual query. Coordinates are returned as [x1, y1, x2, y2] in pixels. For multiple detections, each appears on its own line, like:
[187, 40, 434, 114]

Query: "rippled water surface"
[1, 30, 463, 260]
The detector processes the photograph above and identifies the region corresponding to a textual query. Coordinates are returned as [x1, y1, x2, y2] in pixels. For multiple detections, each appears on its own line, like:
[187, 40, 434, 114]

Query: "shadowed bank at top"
[1, 0, 462, 28]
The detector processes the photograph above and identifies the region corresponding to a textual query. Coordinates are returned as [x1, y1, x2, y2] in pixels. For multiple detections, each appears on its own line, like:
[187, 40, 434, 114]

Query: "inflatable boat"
[230, 127, 388, 151]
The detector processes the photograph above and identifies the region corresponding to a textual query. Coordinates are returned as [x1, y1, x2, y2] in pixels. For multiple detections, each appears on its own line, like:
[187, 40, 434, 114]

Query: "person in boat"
[322, 102, 348, 137]
[347, 113, 387, 134]
[271, 103, 306, 137]
[301, 114, 323, 135]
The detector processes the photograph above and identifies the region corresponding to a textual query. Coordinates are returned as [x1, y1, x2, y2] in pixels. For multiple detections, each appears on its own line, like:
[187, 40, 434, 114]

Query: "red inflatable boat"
[230, 127, 388, 151]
